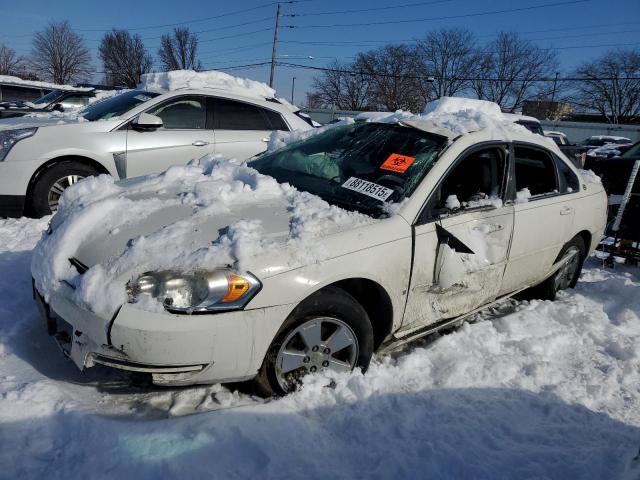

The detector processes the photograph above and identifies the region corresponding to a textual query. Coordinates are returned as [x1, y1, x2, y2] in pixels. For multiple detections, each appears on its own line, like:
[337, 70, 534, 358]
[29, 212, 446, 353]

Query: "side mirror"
[52, 103, 64, 112]
[132, 113, 163, 130]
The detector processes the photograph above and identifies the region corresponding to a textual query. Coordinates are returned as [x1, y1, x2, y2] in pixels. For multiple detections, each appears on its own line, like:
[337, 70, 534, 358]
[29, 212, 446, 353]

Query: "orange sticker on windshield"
[380, 153, 415, 173]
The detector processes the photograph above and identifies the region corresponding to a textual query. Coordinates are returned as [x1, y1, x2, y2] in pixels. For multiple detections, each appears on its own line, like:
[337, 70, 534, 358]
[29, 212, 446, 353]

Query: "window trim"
[210, 96, 291, 132]
[414, 141, 511, 226]
[142, 94, 211, 131]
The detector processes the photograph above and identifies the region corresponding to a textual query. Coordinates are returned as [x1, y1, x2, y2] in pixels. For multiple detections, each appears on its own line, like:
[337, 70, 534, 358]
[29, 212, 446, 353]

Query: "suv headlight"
[126, 269, 261, 314]
[0, 127, 37, 161]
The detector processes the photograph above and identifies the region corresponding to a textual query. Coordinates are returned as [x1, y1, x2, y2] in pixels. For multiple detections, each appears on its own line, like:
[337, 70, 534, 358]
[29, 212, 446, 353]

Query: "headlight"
[126, 269, 261, 314]
[0, 127, 37, 161]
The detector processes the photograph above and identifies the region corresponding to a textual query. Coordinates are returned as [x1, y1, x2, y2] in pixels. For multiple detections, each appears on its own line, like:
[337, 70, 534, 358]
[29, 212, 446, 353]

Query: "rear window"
[514, 146, 558, 197]
[214, 98, 271, 130]
[555, 156, 580, 193]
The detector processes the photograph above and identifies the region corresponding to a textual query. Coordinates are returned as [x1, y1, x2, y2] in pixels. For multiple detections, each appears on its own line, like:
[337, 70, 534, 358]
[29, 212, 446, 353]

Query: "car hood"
[70, 192, 294, 270]
[33, 158, 393, 318]
[0, 114, 120, 131]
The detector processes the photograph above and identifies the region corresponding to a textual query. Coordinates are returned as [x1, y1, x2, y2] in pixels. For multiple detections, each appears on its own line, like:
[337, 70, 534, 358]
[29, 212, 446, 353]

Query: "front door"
[124, 95, 215, 178]
[401, 145, 514, 333]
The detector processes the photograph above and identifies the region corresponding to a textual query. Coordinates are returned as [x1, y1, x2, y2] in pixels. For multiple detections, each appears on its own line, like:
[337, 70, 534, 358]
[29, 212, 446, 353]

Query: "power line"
[76, 2, 278, 32]
[276, 61, 640, 81]
[284, 0, 453, 17]
[284, 0, 590, 29]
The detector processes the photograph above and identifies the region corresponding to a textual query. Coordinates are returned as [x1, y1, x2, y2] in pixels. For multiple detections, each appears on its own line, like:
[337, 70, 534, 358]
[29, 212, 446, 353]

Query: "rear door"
[401, 144, 514, 331]
[125, 95, 215, 177]
[500, 144, 576, 294]
[211, 97, 289, 162]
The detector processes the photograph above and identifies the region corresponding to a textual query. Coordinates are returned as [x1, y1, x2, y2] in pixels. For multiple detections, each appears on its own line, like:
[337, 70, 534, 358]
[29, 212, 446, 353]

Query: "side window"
[555, 156, 580, 193]
[262, 108, 289, 131]
[426, 147, 507, 220]
[514, 146, 558, 198]
[147, 96, 206, 129]
[214, 98, 271, 130]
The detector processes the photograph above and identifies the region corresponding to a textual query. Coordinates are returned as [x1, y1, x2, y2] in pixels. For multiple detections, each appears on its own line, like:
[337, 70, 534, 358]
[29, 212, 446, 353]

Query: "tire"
[28, 161, 100, 217]
[526, 236, 586, 301]
[252, 286, 374, 397]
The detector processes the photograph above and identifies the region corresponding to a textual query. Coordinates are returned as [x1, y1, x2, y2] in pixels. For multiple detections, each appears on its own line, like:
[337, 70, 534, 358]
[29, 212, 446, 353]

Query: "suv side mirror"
[132, 113, 163, 130]
[52, 103, 64, 112]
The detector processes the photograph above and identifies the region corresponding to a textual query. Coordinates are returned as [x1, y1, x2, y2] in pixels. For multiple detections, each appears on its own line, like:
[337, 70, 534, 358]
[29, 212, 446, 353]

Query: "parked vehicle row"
[0, 88, 313, 217]
[0, 88, 97, 118]
[31, 107, 607, 395]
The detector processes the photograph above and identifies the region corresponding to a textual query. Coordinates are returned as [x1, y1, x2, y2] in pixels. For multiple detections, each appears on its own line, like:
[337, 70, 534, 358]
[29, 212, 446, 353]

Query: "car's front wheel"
[29, 161, 99, 217]
[253, 287, 374, 396]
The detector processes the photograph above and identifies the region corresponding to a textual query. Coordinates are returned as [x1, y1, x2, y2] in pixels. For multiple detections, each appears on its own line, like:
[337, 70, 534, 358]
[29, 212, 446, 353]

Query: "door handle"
[192, 140, 209, 147]
[560, 206, 573, 215]
[262, 137, 270, 142]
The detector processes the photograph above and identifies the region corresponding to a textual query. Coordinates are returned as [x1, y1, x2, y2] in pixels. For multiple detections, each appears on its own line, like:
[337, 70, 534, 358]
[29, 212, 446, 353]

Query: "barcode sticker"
[341, 177, 393, 202]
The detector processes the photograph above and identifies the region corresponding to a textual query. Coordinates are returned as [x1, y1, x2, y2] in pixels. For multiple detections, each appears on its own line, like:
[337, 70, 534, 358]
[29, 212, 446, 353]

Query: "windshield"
[81, 90, 159, 121]
[621, 142, 640, 158]
[33, 90, 66, 106]
[250, 123, 447, 217]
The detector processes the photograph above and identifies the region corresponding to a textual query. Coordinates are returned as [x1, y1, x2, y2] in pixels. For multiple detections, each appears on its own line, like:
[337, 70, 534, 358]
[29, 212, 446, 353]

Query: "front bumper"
[0, 194, 25, 217]
[34, 284, 294, 386]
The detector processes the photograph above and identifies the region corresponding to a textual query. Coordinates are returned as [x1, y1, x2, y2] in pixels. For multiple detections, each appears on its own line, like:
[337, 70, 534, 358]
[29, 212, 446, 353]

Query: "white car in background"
[32, 99, 607, 396]
[0, 88, 312, 217]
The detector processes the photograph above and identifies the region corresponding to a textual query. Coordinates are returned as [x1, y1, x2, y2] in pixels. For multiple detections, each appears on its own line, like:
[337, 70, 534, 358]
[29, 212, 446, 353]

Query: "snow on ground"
[1, 215, 640, 479]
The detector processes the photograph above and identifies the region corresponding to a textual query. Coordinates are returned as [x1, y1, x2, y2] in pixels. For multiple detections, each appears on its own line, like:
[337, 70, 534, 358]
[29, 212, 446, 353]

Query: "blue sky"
[0, 0, 638, 104]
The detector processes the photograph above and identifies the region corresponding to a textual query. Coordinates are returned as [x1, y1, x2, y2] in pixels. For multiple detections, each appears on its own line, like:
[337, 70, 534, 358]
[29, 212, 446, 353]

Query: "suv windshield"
[33, 89, 66, 107]
[250, 123, 447, 217]
[82, 90, 159, 121]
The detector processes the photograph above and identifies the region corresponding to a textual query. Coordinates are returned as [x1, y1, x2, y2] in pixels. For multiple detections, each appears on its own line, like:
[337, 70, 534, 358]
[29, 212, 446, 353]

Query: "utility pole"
[291, 76, 296, 103]
[551, 71, 559, 103]
[269, 2, 281, 88]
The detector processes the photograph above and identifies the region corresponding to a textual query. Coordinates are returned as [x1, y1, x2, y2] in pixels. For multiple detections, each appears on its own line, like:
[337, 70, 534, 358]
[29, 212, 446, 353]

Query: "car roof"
[147, 87, 298, 113]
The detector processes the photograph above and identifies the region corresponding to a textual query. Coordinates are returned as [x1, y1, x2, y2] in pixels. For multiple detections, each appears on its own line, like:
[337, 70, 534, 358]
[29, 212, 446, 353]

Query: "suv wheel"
[252, 287, 374, 397]
[29, 161, 99, 217]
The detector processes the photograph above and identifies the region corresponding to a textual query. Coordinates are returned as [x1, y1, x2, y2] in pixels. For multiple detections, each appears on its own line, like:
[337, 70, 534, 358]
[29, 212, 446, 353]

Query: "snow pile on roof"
[31, 156, 372, 317]
[139, 69, 277, 99]
[0, 74, 92, 91]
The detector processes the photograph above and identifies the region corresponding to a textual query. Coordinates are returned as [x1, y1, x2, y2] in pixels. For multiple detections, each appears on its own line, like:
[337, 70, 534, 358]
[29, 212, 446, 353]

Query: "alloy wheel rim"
[275, 317, 359, 392]
[47, 175, 84, 211]
[554, 246, 581, 291]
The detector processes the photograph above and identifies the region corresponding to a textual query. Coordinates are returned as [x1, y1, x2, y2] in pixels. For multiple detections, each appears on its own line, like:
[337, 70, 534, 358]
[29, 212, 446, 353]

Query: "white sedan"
[31, 101, 607, 396]
[0, 88, 312, 217]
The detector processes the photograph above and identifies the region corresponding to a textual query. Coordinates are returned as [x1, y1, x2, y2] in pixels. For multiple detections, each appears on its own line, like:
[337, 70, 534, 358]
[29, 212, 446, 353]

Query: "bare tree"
[99, 30, 153, 87]
[0, 44, 24, 76]
[570, 49, 640, 124]
[158, 28, 202, 71]
[30, 21, 92, 84]
[310, 60, 372, 110]
[471, 32, 558, 112]
[415, 28, 478, 99]
[355, 44, 425, 112]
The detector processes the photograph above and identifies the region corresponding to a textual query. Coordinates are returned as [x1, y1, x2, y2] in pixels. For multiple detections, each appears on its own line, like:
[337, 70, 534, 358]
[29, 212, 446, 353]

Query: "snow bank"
[4, 213, 640, 478]
[0, 74, 92, 92]
[31, 157, 372, 317]
[139, 70, 276, 100]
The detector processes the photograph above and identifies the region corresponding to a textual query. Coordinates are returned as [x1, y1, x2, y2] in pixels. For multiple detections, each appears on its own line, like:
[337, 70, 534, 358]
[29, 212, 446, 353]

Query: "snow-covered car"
[544, 130, 569, 146]
[0, 88, 99, 119]
[31, 98, 607, 396]
[0, 86, 312, 218]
